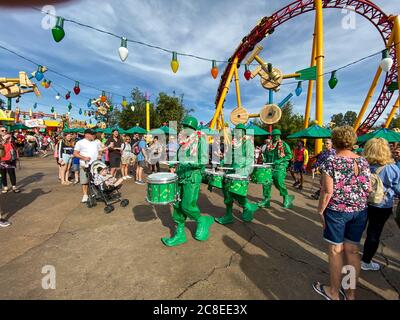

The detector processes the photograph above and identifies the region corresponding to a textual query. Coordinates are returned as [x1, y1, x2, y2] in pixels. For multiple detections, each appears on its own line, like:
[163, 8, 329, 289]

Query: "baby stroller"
[86, 160, 129, 214]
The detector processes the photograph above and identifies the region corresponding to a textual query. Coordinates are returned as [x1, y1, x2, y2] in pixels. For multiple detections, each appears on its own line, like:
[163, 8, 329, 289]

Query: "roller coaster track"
[215, 0, 396, 134]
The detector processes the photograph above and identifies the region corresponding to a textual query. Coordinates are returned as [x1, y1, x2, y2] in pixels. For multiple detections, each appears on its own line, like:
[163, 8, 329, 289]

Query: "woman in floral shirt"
[313, 126, 370, 301]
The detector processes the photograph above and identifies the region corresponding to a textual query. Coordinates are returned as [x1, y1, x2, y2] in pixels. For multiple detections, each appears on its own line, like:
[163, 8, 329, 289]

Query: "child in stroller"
[86, 160, 129, 214]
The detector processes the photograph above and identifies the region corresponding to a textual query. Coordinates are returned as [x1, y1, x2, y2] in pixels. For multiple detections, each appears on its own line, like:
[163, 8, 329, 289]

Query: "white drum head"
[226, 174, 248, 180]
[147, 172, 178, 184]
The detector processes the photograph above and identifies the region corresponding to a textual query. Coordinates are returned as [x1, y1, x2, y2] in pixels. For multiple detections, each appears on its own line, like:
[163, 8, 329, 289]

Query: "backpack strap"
[376, 165, 386, 175]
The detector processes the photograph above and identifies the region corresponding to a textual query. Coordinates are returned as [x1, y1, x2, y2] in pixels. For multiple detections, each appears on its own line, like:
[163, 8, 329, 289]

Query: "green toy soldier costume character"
[259, 129, 295, 209]
[215, 124, 259, 225]
[161, 116, 214, 247]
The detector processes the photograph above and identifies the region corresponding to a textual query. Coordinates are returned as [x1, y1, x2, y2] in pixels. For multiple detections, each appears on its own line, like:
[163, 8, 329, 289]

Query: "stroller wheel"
[104, 205, 114, 214]
[120, 199, 130, 207]
[86, 196, 97, 208]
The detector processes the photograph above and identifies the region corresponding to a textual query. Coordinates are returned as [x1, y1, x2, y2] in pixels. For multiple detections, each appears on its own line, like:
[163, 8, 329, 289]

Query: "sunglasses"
[0, 130, 7, 132]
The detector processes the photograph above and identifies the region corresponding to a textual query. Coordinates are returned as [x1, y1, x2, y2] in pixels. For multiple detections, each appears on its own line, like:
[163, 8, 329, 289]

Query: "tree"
[116, 88, 193, 130]
[117, 88, 155, 129]
[343, 111, 357, 126]
[155, 92, 187, 127]
[330, 111, 357, 127]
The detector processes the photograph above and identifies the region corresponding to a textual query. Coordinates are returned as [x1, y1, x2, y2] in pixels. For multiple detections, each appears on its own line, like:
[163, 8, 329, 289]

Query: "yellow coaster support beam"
[146, 96, 150, 132]
[354, 29, 395, 131]
[305, 21, 317, 131]
[395, 16, 400, 112]
[210, 56, 239, 130]
[386, 16, 400, 128]
[315, 0, 325, 154]
[384, 97, 400, 128]
[233, 63, 242, 109]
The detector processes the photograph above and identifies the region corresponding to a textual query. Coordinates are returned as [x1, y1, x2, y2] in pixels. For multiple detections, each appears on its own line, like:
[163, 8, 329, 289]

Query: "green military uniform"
[161, 116, 214, 247]
[215, 124, 259, 225]
[259, 129, 294, 209]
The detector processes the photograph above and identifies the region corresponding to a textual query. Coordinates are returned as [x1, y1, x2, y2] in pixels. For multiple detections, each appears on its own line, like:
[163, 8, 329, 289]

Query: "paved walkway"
[0, 158, 398, 300]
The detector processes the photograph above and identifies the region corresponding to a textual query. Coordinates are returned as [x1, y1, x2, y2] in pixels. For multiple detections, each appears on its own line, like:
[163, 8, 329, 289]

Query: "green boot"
[215, 206, 234, 225]
[195, 215, 214, 241]
[241, 203, 259, 222]
[161, 223, 187, 247]
[283, 195, 295, 209]
[258, 200, 271, 208]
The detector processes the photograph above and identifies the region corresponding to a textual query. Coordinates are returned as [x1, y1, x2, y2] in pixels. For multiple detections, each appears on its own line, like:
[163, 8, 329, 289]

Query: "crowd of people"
[0, 123, 399, 301]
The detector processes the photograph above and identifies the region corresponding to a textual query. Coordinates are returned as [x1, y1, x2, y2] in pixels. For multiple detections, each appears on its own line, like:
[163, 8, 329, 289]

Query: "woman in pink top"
[313, 126, 371, 301]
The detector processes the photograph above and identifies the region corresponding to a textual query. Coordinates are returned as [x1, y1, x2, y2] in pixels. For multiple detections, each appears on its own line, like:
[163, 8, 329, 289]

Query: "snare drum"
[225, 174, 249, 197]
[205, 169, 225, 189]
[251, 164, 273, 184]
[147, 173, 179, 205]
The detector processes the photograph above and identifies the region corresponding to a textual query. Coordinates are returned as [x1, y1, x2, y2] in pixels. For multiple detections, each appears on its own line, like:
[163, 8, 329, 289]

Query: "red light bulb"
[73, 81, 80, 95]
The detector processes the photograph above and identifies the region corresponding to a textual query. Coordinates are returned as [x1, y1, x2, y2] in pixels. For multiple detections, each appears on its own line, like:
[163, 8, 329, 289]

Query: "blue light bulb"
[295, 82, 303, 97]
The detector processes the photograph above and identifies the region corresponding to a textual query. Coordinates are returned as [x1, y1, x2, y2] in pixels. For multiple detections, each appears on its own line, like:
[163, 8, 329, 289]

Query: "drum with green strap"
[147, 173, 179, 205]
[205, 169, 225, 189]
[251, 164, 273, 184]
[225, 174, 249, 197]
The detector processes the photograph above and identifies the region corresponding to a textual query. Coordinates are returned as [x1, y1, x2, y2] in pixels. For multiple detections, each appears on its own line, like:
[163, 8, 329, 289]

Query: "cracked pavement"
[0, 158, 398, 300]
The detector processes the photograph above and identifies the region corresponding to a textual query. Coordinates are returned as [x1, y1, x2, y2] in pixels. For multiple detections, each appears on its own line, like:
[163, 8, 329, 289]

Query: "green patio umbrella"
[287, 124, 331, 139]
[62, 128, 75, 133]
[10, 123, 29, 131]
[103, 127, 126, 135]
[95, 128, 105, 133]
[149, 128, 165, 135]
[72, 128, 85, 134]
[199, 125, 218, 135]
[159, 125, 177, 135]
[357, 128, 400, 144]
[126, 126, 147, 134]
[245, 123, 269, 136]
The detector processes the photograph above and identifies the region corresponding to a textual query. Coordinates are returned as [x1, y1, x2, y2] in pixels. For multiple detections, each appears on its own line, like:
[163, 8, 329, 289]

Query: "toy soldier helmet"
[181, 116, 198, 130]
[271, 129, 282, 136]
[235, 124, 247, 131]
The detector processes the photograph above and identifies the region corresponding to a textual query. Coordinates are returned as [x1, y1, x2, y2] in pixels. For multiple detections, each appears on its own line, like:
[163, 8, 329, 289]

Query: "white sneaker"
[81, 195, 89, 203]
[361, 261, 381, 271]
[126, 176, 132, 179]
[122, 176, 128, 180]
[0, 219, 11, 228]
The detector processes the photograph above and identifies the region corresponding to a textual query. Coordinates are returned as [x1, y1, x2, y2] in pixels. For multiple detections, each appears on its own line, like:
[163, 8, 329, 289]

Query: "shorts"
[61, 154, 72, 165]
[109, 155, 121, 168]
[72, 163, 80, 172]
[293, 161, 305, 173]
[323, 208, 368, 245]
[121, 155, 133, 165]
[80, 167, 89, 185]
[138, 160, 146, 168]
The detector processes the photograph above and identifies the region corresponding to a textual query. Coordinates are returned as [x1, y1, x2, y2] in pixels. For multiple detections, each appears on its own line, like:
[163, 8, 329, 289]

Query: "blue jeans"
[323, 208, 368, 245]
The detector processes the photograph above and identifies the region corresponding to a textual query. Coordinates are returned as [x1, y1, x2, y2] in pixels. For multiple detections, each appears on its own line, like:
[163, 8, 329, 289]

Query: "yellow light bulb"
[171, 52, 179, 74]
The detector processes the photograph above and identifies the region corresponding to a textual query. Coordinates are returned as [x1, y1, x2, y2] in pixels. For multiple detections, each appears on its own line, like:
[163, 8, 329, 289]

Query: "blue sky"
[0, 0, 399, 127]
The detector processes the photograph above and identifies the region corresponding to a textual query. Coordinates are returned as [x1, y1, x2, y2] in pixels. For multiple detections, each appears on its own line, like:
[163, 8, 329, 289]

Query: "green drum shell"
[251, 166, 272, 184]
[208, 172, 224, 189]
[226, 175, 249, 197]
[202, 171, 210, 184]
[147, 173, 178, 205]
